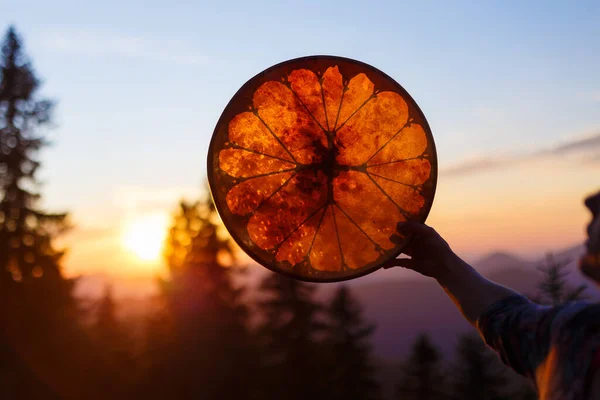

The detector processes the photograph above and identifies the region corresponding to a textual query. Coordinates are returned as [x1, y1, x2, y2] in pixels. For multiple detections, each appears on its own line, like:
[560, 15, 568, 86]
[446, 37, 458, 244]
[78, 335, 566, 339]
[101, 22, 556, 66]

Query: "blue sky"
[2, 0, 599, 278]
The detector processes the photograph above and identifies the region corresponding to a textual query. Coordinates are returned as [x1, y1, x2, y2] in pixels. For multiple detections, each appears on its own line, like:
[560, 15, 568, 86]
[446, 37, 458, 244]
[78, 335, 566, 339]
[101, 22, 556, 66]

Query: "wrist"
[435, 251, 476, 288]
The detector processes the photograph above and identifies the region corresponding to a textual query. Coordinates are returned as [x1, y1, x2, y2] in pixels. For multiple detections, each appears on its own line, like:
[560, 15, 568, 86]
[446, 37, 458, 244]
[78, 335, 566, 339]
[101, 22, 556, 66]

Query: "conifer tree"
[0, 26, 104, 400]
[536, 253, 586, 305]
[0, 26, 70, 303]
[142, 195, 255, 400]
[325, 285, 381, 400]
[256, 273, 329, 400]
[91, 285, 137, 398]
[396, 333, 446, 400]
[450, 334, 509, 400]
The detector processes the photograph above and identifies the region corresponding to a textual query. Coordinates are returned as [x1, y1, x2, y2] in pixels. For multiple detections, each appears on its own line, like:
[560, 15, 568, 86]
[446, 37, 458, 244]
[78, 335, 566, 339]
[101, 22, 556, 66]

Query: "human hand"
[383, 222, 456, 280]
[384, 222, 522, 325]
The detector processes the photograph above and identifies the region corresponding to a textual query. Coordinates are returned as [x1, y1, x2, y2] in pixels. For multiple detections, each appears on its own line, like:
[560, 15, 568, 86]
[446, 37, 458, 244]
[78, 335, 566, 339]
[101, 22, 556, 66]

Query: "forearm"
[435, 252, 522, 325]
[386, 222, 523, 325]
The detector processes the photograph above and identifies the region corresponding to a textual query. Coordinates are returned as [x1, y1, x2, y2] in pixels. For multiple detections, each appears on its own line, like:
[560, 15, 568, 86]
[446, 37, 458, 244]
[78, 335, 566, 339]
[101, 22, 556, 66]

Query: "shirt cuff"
[475, 294, 530, 337]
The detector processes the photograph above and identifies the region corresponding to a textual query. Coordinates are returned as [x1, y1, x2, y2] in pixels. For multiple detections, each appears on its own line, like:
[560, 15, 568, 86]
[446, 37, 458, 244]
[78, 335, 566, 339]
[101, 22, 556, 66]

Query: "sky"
[1, 0, 599, 283]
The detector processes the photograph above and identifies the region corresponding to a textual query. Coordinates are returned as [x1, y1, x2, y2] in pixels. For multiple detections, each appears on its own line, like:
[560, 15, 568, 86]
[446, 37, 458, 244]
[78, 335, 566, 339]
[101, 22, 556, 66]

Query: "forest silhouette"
[0, 26, 589, 400]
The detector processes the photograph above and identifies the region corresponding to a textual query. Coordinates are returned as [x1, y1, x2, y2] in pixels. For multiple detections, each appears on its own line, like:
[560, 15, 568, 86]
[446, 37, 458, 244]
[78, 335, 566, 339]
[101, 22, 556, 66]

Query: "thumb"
[382, 257, 417, 270]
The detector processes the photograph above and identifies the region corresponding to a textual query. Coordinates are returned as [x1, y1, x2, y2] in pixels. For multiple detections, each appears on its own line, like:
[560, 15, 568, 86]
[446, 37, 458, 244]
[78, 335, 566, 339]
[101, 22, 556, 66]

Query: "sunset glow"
[5, 2, 596, 283]
[122, 214, 168, 262]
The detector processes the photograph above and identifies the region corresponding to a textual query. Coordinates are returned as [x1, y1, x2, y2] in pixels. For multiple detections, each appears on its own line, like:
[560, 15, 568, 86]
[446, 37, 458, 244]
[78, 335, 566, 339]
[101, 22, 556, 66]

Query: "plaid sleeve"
[476, 295, 554, 381]
[477, 296, 600, 398]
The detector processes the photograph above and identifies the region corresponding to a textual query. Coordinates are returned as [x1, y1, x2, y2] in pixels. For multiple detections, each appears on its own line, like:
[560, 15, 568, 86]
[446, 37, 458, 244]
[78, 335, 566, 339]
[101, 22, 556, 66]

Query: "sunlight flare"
[122, 213, 168, 262]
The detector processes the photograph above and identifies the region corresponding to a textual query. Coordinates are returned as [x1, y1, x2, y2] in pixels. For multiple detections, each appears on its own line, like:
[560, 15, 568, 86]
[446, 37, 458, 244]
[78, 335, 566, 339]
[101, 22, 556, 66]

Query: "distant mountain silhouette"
[334, 266, 539, 361]
[474, 251, 535, 273]
[75, 243, 599, 360]
[319, 244, 599, 361]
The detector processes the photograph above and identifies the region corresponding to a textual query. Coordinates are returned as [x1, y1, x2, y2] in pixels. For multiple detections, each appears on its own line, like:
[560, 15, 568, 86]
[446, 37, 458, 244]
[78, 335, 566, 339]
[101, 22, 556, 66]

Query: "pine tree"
[142, 195, 255, 400]
[396, 333, 446, 400]
[257, 273, 329, 400]
[325, 286, 381, 400]
[0, 26, 70, 301]
[536, 253, 587, 305]
[91, 285, 137, 398]
[450, 334, 509, 400]
[0, 26, 105, 400]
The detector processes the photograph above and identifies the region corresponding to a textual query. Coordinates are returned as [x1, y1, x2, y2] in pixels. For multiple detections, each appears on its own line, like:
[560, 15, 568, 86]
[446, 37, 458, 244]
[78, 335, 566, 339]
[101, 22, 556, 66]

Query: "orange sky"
[430, 157, 597, 258]
[56, 148, 598, 281]
[4, 3, 598, 285]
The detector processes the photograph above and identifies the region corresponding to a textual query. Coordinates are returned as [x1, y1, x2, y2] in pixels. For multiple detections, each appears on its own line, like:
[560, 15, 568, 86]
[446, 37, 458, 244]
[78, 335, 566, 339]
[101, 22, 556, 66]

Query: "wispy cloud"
[443, 130, 600, 177]
[539, 132, 600, 156]
[443, 157, 511, 177]
[40, 30, 206, 65]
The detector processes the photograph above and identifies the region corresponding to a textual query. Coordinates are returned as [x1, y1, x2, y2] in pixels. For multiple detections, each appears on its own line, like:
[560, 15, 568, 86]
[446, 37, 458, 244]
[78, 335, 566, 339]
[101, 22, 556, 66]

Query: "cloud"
[39, 30, 206, 65]
[443, 131, 600, 177]
[541, 132, 600, 156]
[441, 157, 511, 177]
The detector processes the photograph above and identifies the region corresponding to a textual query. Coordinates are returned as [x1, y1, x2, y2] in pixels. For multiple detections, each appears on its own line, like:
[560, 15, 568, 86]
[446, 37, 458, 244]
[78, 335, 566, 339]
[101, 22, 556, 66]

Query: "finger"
[401, 237, 416, 257]
[382, 257, 418, 270]
[391, 233, 415, 255]
[396, 221, 432, 236]
[390, 233, 409, 245]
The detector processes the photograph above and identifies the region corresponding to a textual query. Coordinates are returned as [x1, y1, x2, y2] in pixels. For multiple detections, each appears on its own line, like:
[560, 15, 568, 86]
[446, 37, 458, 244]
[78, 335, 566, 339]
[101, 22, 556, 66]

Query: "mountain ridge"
[75, 243, 599, 361]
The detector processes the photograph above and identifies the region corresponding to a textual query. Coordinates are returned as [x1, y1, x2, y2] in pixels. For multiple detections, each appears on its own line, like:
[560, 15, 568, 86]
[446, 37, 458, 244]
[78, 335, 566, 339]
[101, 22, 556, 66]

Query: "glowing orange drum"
[208, 56, 437, 282]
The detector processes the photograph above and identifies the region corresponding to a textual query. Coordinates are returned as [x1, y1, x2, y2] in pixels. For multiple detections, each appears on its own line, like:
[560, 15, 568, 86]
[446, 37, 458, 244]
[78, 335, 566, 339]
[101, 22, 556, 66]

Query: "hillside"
[320, 244, 599, 360]
[76, 243, 599, 361]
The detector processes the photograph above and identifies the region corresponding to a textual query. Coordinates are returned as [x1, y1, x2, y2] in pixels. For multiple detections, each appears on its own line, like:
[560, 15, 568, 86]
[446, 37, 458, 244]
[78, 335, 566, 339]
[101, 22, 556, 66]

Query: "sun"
[122, 214, 168, 262]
